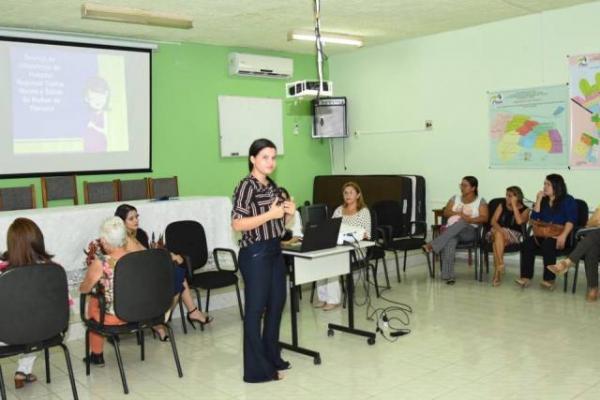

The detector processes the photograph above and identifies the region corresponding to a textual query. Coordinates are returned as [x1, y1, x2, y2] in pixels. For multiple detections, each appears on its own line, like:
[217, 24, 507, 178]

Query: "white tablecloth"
[0, 196, 237, 286]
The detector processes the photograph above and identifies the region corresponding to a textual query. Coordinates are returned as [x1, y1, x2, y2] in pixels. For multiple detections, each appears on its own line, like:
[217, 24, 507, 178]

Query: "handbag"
[531, 220, 564, 238]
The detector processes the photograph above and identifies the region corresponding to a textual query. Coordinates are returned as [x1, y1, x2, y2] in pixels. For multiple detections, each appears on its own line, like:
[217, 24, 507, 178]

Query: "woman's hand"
[283, 197, 296, 216]
[461, 212, 472, 223]
[536, 191, 544, 202]
[268, 200, 285, 220]
[509, 195, 519, 209]
[555, 234, 567, 250]
[171, 253, 184, 265]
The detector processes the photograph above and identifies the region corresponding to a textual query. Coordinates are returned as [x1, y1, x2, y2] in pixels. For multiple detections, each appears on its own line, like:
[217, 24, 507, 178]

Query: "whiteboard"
[218, 95, 284, 157]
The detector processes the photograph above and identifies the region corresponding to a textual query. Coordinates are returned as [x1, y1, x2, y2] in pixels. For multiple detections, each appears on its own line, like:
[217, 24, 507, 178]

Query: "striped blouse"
[231, 174, 285, 248]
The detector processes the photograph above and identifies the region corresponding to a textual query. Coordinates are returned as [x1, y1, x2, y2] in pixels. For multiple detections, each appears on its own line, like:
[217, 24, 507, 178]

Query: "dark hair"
[279, 187, 290, 200]
[114, 204, 138, 222]
[248, 138, 277, 172]
[462, 176, 479, 196]
[506, 186, 524, 203]
[545, 174, 567, 209]
[4, 218, 53, 266]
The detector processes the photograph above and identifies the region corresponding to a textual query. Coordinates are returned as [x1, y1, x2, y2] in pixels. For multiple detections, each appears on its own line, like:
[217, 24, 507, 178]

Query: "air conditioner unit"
[229, 52, 293, 79]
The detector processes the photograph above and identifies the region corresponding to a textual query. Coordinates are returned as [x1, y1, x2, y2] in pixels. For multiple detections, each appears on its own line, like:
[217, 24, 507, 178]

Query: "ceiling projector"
[286, 80, 333, 99]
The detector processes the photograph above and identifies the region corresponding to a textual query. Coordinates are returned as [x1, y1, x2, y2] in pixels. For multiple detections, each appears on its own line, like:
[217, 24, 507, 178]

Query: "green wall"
[329, 1, 600, 218]
[0, 42, 331, 206]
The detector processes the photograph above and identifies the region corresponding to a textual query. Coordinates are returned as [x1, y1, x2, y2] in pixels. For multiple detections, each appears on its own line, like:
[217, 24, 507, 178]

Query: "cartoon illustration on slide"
[84, 76, 110, 152]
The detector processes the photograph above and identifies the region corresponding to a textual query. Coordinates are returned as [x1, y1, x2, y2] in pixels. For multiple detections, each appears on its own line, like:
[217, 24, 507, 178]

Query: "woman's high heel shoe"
[186, 307, 213, 330]
[546, 259, 573, 276]
[492, 265, 505, 287]
[151, 326, 169, 342]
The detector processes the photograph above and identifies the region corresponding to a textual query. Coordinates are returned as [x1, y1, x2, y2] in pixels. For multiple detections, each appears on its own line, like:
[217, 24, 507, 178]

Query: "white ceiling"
[0, 0, 595, 54]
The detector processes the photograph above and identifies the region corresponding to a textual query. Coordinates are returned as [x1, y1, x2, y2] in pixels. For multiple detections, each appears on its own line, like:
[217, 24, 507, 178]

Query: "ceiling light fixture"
[81, 2, 193, 29]
[288, 30, 363, 47]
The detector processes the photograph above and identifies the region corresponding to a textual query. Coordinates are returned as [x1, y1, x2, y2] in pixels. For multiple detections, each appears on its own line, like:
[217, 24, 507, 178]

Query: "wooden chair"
[118, 178, 150, 201]
[83, 180, 119, 204]
[0, 185, 36, 211]
[41, 176, 78, 207]
[148, 176, 179, 199]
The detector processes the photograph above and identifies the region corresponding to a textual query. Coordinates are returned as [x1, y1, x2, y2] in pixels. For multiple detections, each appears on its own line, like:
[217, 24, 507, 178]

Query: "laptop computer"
[281, 218, 342, 253]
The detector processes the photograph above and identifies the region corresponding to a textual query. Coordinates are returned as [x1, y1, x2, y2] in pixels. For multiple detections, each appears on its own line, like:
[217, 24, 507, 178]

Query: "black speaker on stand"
[312, 97, 347, 138]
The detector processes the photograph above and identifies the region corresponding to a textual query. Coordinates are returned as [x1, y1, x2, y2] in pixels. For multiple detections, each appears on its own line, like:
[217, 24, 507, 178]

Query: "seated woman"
[80, 217, 129, 366]
[315, 182, 371, 311]
[114, 204, 212, 336]
[0, 218, 54, 389]
[486, 186, 530, 286]
[516, 174, 577, 290]
[423, 176, 489, 285]
[547, 205, 600, 301]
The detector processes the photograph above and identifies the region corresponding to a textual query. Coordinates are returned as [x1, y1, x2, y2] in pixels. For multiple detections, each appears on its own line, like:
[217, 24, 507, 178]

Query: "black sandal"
[186, 307, 214, 329]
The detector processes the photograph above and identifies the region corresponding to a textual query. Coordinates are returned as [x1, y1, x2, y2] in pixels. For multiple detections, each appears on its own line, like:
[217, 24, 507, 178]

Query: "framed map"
[569, 53, 600, 169]
[488, 85, 569, 169]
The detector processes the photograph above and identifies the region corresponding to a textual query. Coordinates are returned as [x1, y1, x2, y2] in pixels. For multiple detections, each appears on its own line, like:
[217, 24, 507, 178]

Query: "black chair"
[0, 264, 78, 400]
[0, 185, 36, 211]
[80, 249, 183, 394]
[480, 197, 526, 281]
[165, 220, 244, 324]
[369, 207, 391, 288]
[372, 200, 431, 281]
[41, 176, 78, 207]
[527, 199, 588, 292]
[212, 248, 244, 319]
[570, 226, 600, 294]
[118, 178, 150, 201]
[148, 176, 178, 199]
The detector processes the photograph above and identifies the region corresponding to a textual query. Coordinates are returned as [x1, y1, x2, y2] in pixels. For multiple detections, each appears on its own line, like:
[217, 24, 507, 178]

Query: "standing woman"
[231, 138, 296, 383]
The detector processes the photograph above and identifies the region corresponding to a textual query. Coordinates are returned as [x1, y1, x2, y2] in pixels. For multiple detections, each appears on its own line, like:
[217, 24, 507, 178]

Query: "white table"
[0, 196, 237, 286]
[281, 241, 376, 364]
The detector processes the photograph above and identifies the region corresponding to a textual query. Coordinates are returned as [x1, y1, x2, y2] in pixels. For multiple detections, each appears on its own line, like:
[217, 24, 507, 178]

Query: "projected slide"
[11, 48, 128, 154]
[0, 38, 151, 177]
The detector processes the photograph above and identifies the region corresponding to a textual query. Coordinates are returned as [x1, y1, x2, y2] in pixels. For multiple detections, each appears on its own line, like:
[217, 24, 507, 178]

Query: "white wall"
[329, 1, 600, 218]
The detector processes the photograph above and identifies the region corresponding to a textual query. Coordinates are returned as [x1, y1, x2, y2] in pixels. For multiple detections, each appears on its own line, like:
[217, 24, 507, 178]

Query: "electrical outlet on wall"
[293, 122, 300, 135]
[425, 120, 433, 130]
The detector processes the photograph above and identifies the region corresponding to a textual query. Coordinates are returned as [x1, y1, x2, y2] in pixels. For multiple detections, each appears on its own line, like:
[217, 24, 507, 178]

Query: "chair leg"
[112, 339, 129, 394]
[44, 347, 51, 383]
[372, 265, 381, 298]
[140, 331, 145, 361]
[235, 282, 244, 320]
[425, 251, 433, 278]
[394, 251, 401, 282]
[572, 262, 579, 294]
[205, 289, 211, 314]
[84, 330, 90, 376]
[165, 325, 183, 378]
[0, 364, 7, 400]
[178, 296, 187, 334]
[403, 249, 408, 272]
[381, 258, 391, 289]
[563, 270, 569, 293]
[59, 343, 79, 400]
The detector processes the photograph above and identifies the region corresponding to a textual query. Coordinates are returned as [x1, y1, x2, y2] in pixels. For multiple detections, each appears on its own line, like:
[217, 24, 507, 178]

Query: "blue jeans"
[238, 239, 287, 382]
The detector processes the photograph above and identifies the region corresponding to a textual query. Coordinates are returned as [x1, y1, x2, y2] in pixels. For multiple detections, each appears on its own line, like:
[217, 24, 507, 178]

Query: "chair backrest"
[575, 199, 589, 228]
[299, 204, 328, 230]
[0, 185, 36, 211]
[41, 176, 78, 207]
[0, 263, 69, 345]
[372, 200, 404, 237]
[148, 176, 178, 199]
[483, 197, 504, 231]
[83, 180, 119, 204]
[119, 178, 150, 201]
[112, 249, 174, 322]
[165, 220, 208, 272]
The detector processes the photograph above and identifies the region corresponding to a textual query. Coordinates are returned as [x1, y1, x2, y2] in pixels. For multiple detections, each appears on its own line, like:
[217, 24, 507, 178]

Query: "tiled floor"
[4, 260, 600, 400]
